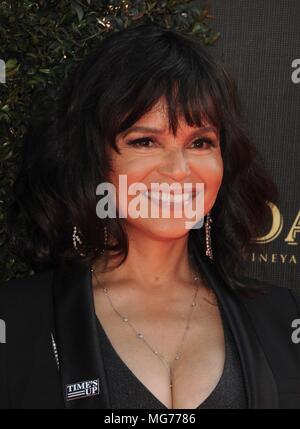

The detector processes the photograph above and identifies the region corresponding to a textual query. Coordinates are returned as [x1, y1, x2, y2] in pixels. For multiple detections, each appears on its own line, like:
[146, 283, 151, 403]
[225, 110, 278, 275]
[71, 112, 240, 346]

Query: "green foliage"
[0, 0, 220, 282]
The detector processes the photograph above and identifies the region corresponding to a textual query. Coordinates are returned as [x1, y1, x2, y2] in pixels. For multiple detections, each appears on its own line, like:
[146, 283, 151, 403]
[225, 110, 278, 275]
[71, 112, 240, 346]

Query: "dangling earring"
[205, 212, 213, 260]
[72, 225, 108, 257]
[99, 225, 108, 255]
[72, 226, 85, 257]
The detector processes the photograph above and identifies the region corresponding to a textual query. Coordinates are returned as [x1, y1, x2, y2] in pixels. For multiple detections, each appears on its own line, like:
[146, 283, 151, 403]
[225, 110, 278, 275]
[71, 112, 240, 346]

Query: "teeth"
[143, 191, 193, 203]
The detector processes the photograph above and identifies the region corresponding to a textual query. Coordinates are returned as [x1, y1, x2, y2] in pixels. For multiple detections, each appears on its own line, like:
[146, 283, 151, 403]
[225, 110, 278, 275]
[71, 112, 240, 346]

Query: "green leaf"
[5, 59, 18, 70]
[38, 69, 51, 74]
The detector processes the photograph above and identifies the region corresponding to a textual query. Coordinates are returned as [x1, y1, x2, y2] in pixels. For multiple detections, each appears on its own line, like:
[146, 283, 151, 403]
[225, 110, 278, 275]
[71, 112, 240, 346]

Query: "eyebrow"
[121, 125, 217, 137]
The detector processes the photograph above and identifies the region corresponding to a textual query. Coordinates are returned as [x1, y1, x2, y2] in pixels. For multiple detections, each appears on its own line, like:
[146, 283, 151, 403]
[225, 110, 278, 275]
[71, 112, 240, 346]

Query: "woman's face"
[107, 97, 223, 239]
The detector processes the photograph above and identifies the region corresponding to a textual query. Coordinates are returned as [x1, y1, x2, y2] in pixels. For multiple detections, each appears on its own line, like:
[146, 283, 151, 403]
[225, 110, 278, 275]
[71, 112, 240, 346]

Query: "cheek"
[194, 155, 223, 210]
[194, 152, 223, 183]
[107, 157, 154, 216]
[108, 156, 154, 187]
[205, 156, 223, 187]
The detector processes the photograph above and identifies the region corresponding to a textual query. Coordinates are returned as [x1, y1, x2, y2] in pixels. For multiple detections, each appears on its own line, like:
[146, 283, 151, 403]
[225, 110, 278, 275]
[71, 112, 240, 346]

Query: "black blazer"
[1, 254, 300, 409]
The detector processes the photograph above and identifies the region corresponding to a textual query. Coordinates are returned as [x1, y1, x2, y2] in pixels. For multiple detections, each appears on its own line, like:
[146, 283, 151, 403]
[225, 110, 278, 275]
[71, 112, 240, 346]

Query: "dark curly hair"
[7, 23, 278, 292]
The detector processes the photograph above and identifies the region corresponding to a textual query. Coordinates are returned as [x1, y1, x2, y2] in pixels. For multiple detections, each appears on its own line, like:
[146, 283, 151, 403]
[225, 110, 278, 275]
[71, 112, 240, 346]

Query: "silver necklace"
[91, 267, 201, 391]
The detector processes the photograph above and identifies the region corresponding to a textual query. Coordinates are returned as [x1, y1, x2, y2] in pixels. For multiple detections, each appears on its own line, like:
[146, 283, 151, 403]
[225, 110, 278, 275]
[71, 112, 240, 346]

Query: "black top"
[96, 306, 248, 409]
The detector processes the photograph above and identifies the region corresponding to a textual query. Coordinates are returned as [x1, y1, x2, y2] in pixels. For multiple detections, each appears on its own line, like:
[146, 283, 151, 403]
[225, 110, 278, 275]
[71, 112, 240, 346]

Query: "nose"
[158, 147, 191, 181]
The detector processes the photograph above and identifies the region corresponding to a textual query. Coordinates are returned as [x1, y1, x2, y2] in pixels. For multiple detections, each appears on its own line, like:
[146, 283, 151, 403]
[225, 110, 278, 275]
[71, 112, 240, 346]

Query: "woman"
[1, 23, 300, 409]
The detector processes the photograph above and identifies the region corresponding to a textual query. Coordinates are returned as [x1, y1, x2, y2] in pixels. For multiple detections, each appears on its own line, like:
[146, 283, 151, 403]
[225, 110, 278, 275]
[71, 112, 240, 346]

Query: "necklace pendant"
[123, 317, 128, 322]
[175, 355, 180, 360]
[137, 333, 144, 339]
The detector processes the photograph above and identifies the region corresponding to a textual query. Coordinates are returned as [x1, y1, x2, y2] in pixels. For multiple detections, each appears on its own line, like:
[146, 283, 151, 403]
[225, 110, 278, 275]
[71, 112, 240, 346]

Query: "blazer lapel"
[51, 260, 111, 409]
[194, 252, 279, 409]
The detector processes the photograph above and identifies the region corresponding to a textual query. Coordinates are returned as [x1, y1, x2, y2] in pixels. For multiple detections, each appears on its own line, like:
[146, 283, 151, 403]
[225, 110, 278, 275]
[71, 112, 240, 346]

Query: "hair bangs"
[106, 58, 224, 154]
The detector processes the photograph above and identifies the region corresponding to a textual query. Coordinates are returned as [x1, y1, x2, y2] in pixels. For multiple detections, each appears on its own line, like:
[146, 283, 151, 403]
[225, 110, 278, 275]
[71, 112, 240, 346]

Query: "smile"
[142, 190, 196, 204]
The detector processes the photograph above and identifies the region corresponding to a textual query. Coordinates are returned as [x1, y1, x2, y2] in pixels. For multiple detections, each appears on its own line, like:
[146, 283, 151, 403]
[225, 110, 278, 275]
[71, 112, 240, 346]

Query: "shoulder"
[0, 270, 55, 374]
[235, 276, 300, 352]
[0, 269, 54, 304]
[0, 270, 54, 329]
[236, 275, 300, 317]
[235, 277, 300, 384]
[0, 270, 59, 408]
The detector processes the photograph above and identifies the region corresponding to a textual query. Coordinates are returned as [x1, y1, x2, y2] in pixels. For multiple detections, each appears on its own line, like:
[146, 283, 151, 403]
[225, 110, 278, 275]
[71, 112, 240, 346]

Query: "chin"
[126, 217, 203, 239]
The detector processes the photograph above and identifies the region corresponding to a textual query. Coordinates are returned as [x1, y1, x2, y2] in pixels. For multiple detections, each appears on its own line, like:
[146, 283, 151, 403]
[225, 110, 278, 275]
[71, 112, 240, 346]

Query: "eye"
[125, 136, 215, 150]
[190, 138, 214, 149]
[126, 137, 156, 148]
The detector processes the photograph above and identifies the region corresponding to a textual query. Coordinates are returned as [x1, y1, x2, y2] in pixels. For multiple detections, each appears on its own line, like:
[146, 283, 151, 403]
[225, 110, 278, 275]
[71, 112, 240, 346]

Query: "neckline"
[95, 304, 230, 409]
